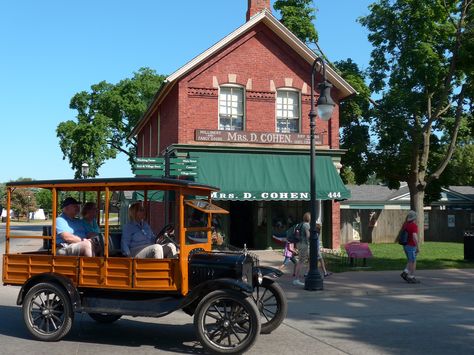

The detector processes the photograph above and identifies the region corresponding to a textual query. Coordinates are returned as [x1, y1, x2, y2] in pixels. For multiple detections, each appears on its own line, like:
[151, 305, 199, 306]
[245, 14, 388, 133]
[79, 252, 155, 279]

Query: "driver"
[121, 202, 177, 259]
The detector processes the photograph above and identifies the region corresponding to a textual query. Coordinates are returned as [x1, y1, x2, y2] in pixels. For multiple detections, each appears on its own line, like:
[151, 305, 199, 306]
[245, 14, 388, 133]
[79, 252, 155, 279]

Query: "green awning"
[190, 152, 350, 201]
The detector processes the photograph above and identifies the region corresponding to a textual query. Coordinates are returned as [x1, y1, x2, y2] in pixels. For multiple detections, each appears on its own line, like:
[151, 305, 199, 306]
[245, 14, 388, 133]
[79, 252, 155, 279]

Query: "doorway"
[229, 201, 254, 248]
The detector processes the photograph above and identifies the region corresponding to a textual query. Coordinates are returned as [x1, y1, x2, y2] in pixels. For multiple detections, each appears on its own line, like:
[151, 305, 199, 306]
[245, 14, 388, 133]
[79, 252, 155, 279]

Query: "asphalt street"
[1, 223, 473, 354]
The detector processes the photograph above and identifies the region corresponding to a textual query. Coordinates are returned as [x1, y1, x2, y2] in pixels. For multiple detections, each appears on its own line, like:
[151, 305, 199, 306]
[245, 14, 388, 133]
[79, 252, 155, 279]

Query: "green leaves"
[359, 0, 473, 191]
[56, 67, 165, 178]
[274, 0, 318, 43]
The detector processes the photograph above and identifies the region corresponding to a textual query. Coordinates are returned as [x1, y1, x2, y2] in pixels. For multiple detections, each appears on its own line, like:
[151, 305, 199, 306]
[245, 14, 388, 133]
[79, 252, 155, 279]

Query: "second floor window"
[276, 90, 300, 133]
[219, 86, 244, 131]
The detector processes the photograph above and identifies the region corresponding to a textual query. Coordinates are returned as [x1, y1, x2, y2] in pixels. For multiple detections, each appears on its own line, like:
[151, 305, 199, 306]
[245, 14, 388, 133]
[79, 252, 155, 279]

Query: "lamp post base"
[304, 270, 324, 291]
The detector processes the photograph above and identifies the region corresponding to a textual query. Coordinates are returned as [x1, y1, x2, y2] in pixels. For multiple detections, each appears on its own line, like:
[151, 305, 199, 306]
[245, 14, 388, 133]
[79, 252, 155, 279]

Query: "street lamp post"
[305, 57, 335, 291]
[81, 162, 89, 203]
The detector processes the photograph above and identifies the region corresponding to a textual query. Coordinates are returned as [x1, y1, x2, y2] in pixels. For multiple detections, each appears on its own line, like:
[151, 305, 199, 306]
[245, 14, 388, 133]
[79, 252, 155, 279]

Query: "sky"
[0, 0, 374, 182]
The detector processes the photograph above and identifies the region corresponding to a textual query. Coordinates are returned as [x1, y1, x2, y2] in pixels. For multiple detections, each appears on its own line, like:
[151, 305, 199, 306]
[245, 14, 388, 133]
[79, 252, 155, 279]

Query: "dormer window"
[276, 89, 300, 133]
[219, 86, 244, 131]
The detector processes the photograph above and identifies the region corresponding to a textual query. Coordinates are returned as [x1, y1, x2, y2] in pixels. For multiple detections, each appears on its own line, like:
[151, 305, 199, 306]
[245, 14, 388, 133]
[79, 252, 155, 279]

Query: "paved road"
[1, 225, 473, 354]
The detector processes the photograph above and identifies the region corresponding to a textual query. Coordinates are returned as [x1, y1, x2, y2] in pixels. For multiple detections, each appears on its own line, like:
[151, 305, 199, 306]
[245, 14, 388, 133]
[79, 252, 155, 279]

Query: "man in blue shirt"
[56, 197, 93, 256]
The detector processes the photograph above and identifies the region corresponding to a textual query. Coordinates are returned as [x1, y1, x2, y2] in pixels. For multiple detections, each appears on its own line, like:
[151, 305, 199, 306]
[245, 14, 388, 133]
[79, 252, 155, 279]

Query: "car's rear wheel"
[88, 313, 122, 323]
[23, 282, 73, 341]
[194, 290, 261, 354]
[253, 279, 287, 334]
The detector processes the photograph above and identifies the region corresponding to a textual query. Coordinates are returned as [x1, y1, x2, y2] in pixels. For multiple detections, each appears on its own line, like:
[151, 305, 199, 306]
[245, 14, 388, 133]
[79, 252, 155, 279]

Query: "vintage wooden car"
[2, 178, 287, 354]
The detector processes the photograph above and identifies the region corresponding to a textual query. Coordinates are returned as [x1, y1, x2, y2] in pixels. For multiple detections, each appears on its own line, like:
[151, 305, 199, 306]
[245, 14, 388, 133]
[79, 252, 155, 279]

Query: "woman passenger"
[121, 202, 177, 259]
[81, 202, 100, 237]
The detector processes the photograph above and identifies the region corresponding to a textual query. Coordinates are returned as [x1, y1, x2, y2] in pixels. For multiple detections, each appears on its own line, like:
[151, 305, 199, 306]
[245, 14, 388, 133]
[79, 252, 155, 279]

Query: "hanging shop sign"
[195, 129, 322, 145]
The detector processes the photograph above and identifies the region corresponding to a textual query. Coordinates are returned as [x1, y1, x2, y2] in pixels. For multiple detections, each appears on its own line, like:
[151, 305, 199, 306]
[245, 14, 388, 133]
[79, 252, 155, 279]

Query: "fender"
[253, 266, 283, 284]
[16, 273, 82, 311]
[181, 278, 253, 314]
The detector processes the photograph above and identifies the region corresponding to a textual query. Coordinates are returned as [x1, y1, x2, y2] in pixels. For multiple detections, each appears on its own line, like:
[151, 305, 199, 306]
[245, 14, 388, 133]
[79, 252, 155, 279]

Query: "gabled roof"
[131, 9, 358, 138]
[343, 184, 474, 205]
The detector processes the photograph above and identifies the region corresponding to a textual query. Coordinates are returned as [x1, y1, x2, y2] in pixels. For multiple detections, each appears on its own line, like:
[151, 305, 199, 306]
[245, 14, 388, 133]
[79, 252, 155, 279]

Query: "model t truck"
[2, 178, 287, 354]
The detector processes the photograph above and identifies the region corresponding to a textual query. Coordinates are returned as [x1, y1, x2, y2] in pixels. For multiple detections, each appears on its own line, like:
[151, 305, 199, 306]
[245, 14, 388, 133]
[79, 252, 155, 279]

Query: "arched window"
[276, 89, 300, 133]
[219, 86, 244, 131]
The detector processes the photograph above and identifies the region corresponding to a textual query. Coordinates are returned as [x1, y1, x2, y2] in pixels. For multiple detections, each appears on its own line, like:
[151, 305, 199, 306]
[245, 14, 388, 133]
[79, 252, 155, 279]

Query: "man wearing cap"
[56, 197, 93, 257]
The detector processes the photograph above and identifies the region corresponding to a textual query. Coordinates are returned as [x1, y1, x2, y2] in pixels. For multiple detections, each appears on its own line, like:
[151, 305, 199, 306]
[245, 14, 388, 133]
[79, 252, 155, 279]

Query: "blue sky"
[0, 0, 374, 182]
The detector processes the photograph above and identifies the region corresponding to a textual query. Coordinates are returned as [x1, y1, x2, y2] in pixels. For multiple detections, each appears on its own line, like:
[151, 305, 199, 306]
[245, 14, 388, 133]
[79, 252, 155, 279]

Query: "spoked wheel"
[253, 279, 287, 334]
[22, 282, 73, 341]
[88, 313, 122, 323]
[194, 290, 261, 354]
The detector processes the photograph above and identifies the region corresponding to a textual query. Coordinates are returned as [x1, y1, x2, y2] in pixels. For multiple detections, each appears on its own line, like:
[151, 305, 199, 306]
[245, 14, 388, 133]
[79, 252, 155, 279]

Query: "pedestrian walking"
[278, 240, 297, 276]
[400, 210, 421, 283]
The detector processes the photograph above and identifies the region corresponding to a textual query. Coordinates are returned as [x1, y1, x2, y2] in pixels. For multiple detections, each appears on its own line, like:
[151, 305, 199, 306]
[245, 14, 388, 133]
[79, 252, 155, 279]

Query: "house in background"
[130, 0, 356, 249]
[341, 184, 474, 245]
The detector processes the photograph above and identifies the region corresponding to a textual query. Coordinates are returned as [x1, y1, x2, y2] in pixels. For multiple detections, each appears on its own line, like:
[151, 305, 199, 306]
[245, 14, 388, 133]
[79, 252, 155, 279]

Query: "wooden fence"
[340, 209, 474, 244]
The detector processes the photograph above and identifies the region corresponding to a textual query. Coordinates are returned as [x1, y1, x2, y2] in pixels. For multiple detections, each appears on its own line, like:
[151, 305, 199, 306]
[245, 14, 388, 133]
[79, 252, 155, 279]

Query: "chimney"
[246, 0, 271, 21]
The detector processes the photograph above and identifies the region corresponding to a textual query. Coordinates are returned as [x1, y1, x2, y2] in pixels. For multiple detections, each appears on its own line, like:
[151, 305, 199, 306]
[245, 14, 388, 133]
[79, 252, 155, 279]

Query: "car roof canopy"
[6, 177, 219, 193]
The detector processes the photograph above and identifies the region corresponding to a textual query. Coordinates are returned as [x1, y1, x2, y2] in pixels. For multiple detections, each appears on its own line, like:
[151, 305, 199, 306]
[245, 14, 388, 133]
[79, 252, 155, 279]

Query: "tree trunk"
[408, 181, 425, 243]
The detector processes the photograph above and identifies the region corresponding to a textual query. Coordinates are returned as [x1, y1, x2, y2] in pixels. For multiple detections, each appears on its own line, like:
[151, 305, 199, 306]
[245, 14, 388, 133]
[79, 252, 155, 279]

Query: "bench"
[344, 242, 373, 267]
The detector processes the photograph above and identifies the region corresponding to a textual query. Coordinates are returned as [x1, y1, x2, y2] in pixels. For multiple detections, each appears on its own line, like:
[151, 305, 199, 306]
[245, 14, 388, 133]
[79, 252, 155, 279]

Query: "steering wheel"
[155, 224, 176, 245]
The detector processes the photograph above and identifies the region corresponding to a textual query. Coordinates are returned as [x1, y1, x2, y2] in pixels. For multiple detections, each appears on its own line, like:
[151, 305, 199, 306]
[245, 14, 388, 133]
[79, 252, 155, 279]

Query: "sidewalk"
[253, 249, 474, 297]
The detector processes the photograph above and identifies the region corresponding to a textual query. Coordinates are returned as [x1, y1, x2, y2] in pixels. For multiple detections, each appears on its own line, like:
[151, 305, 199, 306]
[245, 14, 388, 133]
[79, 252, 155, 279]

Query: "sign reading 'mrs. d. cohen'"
[195, 129, 322, 145]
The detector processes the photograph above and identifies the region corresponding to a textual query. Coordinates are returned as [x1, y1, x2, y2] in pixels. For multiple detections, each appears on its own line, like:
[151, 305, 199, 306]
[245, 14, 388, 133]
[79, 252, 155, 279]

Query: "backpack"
[287, 223, 303, 243]
[398, 227, 409, 245]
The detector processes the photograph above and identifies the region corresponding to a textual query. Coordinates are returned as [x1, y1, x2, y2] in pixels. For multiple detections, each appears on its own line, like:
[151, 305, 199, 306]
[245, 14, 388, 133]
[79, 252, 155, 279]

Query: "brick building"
[131, 1, 356, 249]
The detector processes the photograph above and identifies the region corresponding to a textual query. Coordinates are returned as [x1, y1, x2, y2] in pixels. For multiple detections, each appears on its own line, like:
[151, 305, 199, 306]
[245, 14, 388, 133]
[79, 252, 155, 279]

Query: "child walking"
[279, 241, 297, 276]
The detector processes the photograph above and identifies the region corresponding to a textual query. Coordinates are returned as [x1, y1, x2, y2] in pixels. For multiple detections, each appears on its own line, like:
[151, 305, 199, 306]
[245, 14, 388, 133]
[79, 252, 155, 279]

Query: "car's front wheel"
[194, 289, 261, 354]
[253, 279, 287, 334]
[22, 282, 74, 341]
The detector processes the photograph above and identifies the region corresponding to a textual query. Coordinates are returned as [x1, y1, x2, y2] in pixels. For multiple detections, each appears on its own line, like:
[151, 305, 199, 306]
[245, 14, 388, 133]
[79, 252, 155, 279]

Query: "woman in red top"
[401, 210, 420, 283]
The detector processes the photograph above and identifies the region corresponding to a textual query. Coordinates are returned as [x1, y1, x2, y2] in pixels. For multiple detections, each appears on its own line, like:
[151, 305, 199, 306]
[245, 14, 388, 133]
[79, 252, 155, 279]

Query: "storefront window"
[219, 86, 244, 131]
[276, 90, 300, 133]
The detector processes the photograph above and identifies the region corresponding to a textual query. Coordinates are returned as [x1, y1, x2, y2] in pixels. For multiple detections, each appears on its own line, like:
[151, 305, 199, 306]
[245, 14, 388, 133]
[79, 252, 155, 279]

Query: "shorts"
[403, 245, 417, 262]
[56, 240, 91, 256]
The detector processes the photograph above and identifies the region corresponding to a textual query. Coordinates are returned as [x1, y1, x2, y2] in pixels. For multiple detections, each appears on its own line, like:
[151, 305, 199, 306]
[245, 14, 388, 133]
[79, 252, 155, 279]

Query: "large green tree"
[57, 67, 165, 178]
[360, 0, 474, 239]
[274, 0, 318, 43]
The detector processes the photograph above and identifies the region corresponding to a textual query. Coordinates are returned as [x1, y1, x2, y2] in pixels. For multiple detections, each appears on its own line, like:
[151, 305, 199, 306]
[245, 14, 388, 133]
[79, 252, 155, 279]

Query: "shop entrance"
[229, 201, 254, 248]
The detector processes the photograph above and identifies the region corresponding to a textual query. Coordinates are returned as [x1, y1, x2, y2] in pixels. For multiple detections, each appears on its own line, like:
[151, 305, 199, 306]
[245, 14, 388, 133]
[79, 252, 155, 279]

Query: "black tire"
[88, 313, 122, 323]
[194, 290, 261, 354]
[253, 279, 287, 334]
[22, 282, 74, 341]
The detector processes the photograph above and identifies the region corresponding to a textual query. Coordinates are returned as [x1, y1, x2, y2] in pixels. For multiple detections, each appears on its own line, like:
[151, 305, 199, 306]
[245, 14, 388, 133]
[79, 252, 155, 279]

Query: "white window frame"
[218, 84, 245, 131]
[276, 88, 301, 133]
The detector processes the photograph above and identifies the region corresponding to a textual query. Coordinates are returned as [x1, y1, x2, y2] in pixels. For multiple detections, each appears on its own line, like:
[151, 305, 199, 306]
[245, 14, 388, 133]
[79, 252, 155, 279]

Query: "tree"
[336, 59, 374, 184]
[57, 67, 165, 178]
[4, 178, 37, 220]
[35, 188, 52, 216]
[359, 0, 474, 240]
[274, 0, 318, 43]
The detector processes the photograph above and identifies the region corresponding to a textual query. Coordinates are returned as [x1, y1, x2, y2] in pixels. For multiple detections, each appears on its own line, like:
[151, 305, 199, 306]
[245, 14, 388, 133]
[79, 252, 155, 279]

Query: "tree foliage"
[274, 0, 318, 43]
[57, 67, 165, 178]
[336, 59, 374, 184]
[359, 0, 474, 238]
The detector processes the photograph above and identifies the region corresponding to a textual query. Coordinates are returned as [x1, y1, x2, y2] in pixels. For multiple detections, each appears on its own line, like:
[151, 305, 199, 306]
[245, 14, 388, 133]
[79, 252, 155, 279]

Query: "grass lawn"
[324, 242, 474, 272]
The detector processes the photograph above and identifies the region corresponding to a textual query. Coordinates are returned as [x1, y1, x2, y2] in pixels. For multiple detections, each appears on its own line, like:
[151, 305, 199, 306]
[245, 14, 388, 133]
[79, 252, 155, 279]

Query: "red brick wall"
[331, 201, 341, 249]
[174, 23, 339, 147]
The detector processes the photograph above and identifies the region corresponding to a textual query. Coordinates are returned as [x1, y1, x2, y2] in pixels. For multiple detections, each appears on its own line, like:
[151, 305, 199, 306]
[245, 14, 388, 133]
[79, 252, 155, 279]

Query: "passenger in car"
[81, 202, 100, 237]
[56, 197, 93, 256]
[121, 202, 177, 259]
